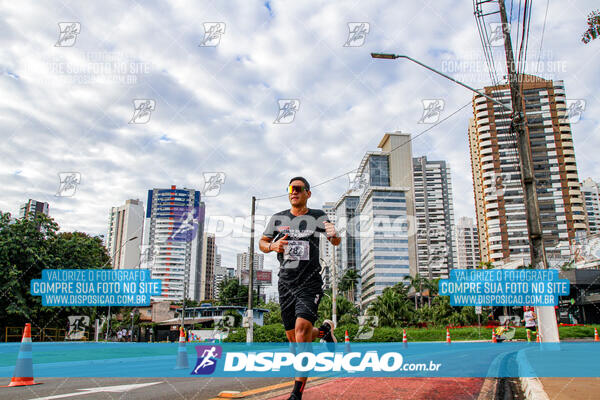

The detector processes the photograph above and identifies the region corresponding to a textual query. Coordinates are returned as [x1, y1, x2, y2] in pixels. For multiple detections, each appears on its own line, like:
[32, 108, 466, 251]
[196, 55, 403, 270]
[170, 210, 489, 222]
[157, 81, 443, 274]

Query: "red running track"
[269, 377, 486, 400]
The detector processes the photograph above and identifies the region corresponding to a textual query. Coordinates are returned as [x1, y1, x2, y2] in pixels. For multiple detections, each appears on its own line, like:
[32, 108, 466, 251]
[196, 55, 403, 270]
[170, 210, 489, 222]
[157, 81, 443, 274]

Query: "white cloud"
[1, 0, 599, 274]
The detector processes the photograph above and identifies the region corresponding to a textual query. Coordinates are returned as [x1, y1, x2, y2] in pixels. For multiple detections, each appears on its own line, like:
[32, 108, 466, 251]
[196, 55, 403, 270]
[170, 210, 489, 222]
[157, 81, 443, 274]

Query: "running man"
[260, 176, 341, 400]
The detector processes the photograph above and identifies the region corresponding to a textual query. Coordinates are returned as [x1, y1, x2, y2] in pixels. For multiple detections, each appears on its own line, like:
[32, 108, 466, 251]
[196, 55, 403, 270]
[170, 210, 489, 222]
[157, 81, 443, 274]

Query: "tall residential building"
[213, 265, 229, 300]
[19, 199, 49, 219]
[357, 132, 418, 308]
[236, 249, 264, 281]
[333, 195, 361, 303]
[469, 75, 587, 267]
[455, 217, 481, 269]
[413, 156, 457, 279]
[141, 186, 205, 302]
[581, 178, 600, 234]
[319, 201, 337, 289]
[200, 233, 216, 301]
[106, 199, 144, 269]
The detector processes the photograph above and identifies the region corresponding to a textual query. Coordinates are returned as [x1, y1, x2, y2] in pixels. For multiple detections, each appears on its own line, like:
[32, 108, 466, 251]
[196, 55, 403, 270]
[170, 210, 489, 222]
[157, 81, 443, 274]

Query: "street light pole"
[371, 43, 560, 342]
[332, 245, 337, 327]
[104, 235, 138, 342]
[246, 196, 256, 343]
[370, 53, 512, 112]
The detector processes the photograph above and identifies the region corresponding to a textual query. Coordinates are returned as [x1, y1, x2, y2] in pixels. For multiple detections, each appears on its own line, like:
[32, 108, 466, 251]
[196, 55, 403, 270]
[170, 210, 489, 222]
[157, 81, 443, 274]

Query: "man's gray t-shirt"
[263, 208, 329, 289]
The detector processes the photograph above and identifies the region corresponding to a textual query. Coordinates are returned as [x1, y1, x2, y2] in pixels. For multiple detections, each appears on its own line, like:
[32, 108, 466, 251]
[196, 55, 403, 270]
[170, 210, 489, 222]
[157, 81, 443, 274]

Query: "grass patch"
[225, 324, 600, 342]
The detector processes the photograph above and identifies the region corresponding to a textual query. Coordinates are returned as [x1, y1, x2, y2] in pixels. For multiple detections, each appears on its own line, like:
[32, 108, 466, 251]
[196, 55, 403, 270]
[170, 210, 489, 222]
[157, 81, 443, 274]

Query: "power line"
[256, 100, 473, 202]
[536, 0, 549, 74]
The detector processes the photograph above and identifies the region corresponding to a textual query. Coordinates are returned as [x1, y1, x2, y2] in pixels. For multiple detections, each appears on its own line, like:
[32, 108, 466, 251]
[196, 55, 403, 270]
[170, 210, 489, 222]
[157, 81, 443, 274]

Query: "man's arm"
[259, 234, 289, 253]
[324, 221, 341, 246]
[259, 235, 274, 253]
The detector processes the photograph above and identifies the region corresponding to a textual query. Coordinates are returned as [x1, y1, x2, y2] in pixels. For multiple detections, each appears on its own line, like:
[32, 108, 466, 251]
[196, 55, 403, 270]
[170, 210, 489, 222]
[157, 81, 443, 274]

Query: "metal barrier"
[5, 326, 87, 342]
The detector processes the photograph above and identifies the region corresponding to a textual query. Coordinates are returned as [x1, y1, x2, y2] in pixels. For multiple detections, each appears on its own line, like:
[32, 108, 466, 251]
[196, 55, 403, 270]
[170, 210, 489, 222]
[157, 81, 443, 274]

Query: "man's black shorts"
[278, 282, 323, 331]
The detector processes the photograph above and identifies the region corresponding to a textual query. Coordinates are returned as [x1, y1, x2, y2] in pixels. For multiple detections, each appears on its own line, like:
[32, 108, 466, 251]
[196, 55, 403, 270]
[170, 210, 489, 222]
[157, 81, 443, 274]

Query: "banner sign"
[438, 269, 570, 306]
[30, 269, 162, 306]
[0, 342, 597, 378]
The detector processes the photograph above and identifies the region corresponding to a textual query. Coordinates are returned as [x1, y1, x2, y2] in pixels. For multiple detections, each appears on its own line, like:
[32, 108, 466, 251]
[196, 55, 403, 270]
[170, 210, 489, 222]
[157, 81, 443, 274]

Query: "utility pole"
[498, 0, 559, 342]
[332, 243, 337, 327]
[246, 196, 256, 343]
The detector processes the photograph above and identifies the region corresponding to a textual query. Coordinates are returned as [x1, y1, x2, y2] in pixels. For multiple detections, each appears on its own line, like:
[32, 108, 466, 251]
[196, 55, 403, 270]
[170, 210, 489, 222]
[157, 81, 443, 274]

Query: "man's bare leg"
[284, 318, 319, 399]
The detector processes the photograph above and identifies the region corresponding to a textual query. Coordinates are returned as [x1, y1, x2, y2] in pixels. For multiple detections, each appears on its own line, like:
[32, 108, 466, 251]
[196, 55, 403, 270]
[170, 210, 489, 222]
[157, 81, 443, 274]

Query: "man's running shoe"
[318, 319, 337, 351]
[287, 393, 302, 400]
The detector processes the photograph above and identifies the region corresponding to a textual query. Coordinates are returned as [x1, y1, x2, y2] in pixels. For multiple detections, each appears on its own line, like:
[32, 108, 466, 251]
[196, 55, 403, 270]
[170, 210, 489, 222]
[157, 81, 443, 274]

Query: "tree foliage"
[0, 212, 110, 331]
[582, 9, 600, 44]
[317, 290, 359, 326]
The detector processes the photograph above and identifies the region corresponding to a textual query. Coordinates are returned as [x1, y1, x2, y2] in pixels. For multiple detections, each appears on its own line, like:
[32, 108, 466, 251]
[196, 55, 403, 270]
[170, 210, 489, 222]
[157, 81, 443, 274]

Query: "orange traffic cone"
[402, 329, 408, 347]
[174, 326, 189, 369]
[492, 330, 497, 343]
[3, 323, 42, 387]
[344, 330, 351, 353]
[446, 328, 451, 344]
[594, 328, 599, 342]
[536, 332, 542, 343]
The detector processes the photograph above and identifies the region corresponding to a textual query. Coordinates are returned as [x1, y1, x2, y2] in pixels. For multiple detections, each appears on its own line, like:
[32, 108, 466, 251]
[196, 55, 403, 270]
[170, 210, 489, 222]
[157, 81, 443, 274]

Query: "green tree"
[582, 10, 600, 44]
[0, 212, 110, 331]
[263, 301, 282, 325]
[367, 283, 413, 327]
[403, 274, 428, 308]
[217, 278, 258, 307]
[477, 261, 494, 269]
[317, 290, 359, 326]
[338, 268, 359, 301]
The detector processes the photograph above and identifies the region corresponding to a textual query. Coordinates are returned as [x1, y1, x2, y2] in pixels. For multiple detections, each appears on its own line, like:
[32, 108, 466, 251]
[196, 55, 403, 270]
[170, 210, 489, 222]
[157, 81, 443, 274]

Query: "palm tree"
[367, 284, 413, 327]
[404, 274, 426, 309]
[339, 268, 359, 302]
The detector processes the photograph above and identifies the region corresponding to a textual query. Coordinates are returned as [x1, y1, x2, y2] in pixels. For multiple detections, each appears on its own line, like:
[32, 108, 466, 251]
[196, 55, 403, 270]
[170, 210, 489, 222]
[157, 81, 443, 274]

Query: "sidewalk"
[537, 378, 600, 400]
[266, 377, 486, 400]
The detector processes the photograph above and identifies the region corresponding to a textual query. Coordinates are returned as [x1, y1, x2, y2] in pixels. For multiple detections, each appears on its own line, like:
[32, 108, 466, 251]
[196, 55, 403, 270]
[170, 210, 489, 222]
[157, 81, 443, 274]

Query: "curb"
[476, 377, 497, 400]
[517, 348, 550, 400]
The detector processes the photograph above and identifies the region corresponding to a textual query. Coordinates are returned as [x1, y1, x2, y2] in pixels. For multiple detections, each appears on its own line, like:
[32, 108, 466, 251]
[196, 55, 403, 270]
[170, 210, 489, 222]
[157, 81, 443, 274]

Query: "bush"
[224, 324, 287, 342]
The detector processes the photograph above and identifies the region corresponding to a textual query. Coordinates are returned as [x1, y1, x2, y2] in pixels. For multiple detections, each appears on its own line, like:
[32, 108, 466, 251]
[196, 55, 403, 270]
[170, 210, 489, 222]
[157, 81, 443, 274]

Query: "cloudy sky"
[1, 0, 599, 274]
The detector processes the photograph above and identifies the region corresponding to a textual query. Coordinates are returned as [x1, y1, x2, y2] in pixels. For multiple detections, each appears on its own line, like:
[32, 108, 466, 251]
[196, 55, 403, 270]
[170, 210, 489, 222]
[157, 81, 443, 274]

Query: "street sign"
[475, 306, 482, 315]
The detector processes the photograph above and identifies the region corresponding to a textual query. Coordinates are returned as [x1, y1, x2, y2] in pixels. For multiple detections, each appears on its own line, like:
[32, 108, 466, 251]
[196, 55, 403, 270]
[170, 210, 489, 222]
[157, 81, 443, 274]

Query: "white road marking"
[30, 382, 163, 400]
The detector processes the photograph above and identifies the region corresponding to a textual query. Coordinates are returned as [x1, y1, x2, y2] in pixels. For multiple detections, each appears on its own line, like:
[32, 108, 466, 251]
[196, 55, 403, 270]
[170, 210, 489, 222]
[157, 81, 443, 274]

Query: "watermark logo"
[168, 206, 202, 242]
[55, 22, 81, 47]
[488, 23, 509, 47]
[427, 244, 448, 268]
[129, 99, 156, 124]
[344, 22, 370, 47]
[418, 99, 444, 124]
[355, 315, 378, 340]
[274, 99, 300, 124]
[202, 172, 226, 197]
[560, 99, 586, 124]
[191, 345, 222, 375]
[199, 23, 226, 47]
[347, 171, 368, 194]
[490, 171, 513, 197]
[56, 172, 81, 197]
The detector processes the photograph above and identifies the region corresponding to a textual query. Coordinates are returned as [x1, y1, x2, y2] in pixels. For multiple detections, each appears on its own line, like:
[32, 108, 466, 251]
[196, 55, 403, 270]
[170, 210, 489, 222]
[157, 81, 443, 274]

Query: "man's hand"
[324, 221, 337, 238]
[270, 234, 288, 253]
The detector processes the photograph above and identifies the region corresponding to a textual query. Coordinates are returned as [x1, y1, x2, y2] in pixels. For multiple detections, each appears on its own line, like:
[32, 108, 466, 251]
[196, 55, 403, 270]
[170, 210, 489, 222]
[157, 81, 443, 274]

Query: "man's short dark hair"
[289, 176, 310, 191]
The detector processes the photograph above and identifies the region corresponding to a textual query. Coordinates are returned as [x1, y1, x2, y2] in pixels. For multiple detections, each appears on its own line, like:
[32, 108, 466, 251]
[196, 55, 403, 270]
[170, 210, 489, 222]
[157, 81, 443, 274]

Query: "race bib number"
[284, 240, 309, 261]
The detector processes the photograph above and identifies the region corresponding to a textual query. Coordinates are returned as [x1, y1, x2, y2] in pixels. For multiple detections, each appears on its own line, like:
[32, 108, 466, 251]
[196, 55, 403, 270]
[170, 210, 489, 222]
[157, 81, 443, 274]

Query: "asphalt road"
[0, 377, 291, 400]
